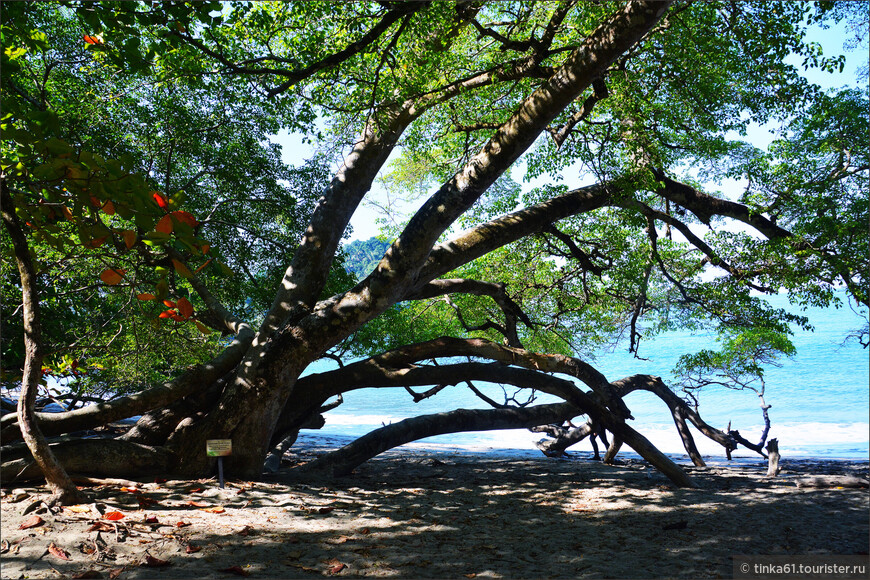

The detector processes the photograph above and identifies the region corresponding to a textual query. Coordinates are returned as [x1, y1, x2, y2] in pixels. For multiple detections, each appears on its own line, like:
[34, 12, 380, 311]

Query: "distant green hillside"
[343, 237, 391, 280]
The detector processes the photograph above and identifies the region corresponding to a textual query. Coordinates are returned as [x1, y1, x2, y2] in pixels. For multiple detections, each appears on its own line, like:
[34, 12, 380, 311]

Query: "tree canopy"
[1, 0, 867, 500]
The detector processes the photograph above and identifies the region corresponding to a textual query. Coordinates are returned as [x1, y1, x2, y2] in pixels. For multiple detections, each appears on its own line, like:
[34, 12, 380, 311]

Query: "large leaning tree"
[2, 0, 867, 500]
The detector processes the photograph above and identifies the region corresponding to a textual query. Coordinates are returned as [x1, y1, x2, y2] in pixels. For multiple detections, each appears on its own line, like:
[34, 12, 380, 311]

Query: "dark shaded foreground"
[2, 449, 867, 579]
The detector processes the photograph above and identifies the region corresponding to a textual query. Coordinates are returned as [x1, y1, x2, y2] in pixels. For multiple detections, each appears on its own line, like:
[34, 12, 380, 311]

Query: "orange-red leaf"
[171, 210, 198, 228]
[137, 293, 156, 301]
[176, 521, 191, 528]
[102, 200, 116, 215]
[87, 521, 115, 532]
[61, 206, 74, 221]
[120, 486, 140, 493]
[194, 258, 213, 274]
[158, 310, 174, 319]
[176, 297, 194, 319]
[104, 511, 125, 521]
[48, 542, 71, 561]
[171, 259, 194, 279]
[186, 501, 208, 508]
[155, 214, 173, 235]
[83, 34, 102, 45]
[328, 563, 347, 575]
[100, 268, 126, 286]
[122, 229, 137, 249]
[163, 300, 176, 308]
[18, 515, 44, 530]
[145, 516, 159, 524]
[85, 236, 108, 248]
[152, 192, 168, 209]
[200, 506, 225, 514]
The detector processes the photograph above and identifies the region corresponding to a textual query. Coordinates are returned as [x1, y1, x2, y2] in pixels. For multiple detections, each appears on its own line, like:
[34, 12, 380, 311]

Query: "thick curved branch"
[303, 402, 581, 476]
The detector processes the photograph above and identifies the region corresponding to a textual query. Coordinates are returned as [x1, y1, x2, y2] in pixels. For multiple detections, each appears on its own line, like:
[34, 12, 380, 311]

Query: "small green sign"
[206, 439, 232, 457]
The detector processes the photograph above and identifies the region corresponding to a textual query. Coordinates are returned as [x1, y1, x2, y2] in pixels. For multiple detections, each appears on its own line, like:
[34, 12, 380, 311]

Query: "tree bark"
[303, 402, 581, 476]
[1, 181, 85, 505]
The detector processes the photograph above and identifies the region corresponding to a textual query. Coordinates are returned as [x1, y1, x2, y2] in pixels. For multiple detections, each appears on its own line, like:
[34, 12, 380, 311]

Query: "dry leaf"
[359, 527, 370, 535]
[104, 511, 125, 521]
[80, 542, 97, 555]
[328, 563, 347, 575]
[219, 565, 251, 576]
[176, 521, 191, 528]
[48, 542, 71, 561]
[143, 554, 171, 567]
[18, 515, 44, 530]
[144, 516, 159, 524]
[201, 507, 225, 514]
[65, 505, 91, 513]
[188, 487, 204, 494]
[87, 522, 115, 532]
[186, 501, 209, 508]
[72, 571, 103, 579]
[185, 544, 202, 554]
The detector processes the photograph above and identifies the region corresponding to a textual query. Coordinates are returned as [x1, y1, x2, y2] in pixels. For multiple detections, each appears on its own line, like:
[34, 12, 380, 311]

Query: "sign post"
[206, 439, 232, 489]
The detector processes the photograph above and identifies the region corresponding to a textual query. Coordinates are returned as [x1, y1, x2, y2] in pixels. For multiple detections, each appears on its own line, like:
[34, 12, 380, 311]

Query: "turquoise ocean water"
[304, 292, 869, 461]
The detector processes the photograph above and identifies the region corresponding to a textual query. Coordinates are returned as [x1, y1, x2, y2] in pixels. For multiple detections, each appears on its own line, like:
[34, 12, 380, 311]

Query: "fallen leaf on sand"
[104, 511, 125, 521]
[48, 542, 71, 561]
[144, 516, 159, 524]
[176, 521, 191, 528]
[143, 554, 171, 567]
[188, 487, 204, 493]
[87, 521, 115, 532]
[18, 515, 44, 530]
[328, 563, 347, 575]
[186, 544, 202, 554]
[359, 527, 371, 535]
[186, 501, 209, 508]
[120, 487, 141, 494]
[201, 506, 225, 513]
[137, 496, 160, 508]
[65, 505, 91, 513]
[219, 565, 251, 576]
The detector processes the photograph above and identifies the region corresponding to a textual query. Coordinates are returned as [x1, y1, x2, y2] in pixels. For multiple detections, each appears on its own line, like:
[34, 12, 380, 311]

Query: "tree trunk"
[2, 181, 85, 505]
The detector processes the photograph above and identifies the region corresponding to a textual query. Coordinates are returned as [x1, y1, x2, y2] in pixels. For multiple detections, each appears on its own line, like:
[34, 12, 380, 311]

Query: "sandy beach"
[2, 437, 868, 579]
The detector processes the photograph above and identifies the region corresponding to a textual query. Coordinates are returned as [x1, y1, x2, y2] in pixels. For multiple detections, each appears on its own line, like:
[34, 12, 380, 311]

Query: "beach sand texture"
[2, 445, 867, 579]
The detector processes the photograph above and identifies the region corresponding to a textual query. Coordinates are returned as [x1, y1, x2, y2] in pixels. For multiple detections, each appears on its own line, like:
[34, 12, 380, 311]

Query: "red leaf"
[18, 515, 44, 530]
[185, 544, 202, 554]
[186, 501, 208, 508]
[152, 192, 168, 209]
[122, 229, 137, 249]
[100, 268, 126, 286]
[219, 566, 250, 577]
[194, 258, 213, 274]
[104, 511, 125, 521]
[188, 488, 204, 494]
[176, 297, 194, 319]
[162, 300, 176, 308]
[144, 516, 159, 524]
[137, 293, 156, 301]
[48, 542, 71, 561]
[171, 210, 198, 228]
[83, 34, 102, 45]
[102, 200, 116, 216]
[143, 554, 171, 567]
[84, 236, 108, 248]
[328, 563, 347, 575]
[120, 486, 141, 494]
[155, 214, 173, 235]
[176, 521, 191, 528]
[158, 310, 174, 319]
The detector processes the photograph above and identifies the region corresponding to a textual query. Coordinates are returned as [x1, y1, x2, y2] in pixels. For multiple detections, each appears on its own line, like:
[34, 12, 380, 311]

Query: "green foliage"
[674, 327, 797, 395]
